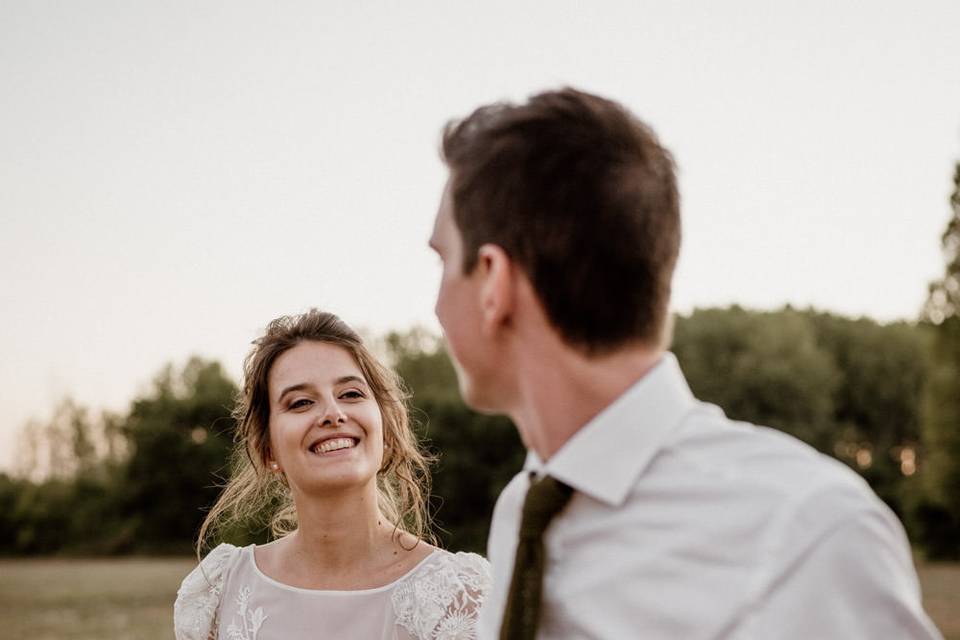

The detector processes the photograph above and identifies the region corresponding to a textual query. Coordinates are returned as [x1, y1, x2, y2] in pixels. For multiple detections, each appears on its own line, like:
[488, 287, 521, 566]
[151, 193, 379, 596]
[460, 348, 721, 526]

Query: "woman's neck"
[257, 482, 430, 590]
[294, 485, 388, 561]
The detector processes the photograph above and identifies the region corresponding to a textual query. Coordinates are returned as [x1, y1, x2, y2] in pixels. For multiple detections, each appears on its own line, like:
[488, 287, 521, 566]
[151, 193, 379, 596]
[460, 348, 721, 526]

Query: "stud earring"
[269, 461, 280, 471]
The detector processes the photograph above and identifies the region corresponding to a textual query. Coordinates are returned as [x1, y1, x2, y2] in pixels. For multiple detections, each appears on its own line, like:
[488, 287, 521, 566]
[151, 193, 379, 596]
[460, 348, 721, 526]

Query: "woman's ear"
[380, 428, 393, 470]
[264, 446, 281, 472]
[476, 243, 514, 336]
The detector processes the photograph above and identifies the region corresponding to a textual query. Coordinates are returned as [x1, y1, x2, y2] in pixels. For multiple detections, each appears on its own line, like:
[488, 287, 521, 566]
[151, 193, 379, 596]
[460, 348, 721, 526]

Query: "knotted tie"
[500, 474, 574, 640]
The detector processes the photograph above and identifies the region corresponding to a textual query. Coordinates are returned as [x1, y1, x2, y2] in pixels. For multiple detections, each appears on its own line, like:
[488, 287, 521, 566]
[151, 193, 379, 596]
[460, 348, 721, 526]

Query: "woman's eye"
[289, 398, 312, 409]
[341, 390, 364, 400]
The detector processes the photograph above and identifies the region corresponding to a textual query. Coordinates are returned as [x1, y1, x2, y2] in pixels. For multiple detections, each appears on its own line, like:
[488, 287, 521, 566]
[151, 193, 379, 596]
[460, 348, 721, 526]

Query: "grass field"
[0, 557, 195, 640]
[0, 557, 957, 639]
[920, 562, 960, 639]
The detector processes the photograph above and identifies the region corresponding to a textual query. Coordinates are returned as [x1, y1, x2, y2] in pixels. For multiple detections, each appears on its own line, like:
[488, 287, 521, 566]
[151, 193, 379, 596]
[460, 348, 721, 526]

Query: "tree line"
[2, 162, 958, 560]
[0, 305, 956, 559]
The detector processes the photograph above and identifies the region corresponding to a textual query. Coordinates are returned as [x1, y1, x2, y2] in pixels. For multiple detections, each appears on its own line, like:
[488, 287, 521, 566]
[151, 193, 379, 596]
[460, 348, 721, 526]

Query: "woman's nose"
[317, 403, 347, 427]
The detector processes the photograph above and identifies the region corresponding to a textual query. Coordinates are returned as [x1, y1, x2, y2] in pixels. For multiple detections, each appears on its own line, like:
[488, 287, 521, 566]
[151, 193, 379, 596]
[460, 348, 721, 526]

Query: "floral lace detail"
[225, 586, 267, 640]
[392, 551, 492, 640]
[174, 544, 242, 640]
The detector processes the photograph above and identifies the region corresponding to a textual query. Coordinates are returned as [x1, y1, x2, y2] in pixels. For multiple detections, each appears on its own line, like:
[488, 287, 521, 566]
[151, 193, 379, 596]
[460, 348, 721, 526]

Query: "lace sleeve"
[174, 543, 241, 640]
[393, 551, 492, 640]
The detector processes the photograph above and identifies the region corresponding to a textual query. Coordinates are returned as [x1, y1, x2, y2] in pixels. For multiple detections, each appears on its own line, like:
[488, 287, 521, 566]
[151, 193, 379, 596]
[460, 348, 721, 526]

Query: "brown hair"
[197, 310, 434, 553]
[441, 87, 681, 352]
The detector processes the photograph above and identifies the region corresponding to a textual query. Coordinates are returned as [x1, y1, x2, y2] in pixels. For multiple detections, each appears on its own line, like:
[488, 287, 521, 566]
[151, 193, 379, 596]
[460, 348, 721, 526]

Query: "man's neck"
[509, 343, 663, 462]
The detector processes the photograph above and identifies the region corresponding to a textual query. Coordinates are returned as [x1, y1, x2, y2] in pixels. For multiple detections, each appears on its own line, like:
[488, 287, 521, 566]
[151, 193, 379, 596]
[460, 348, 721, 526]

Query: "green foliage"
[4, 303, 956, 559]
[9, 479, 74, 554]
[3, 357, 236, 556]
[387, 332, 525, 553]
[119, 358, 237, 553]
[923, 163, 960, 325]
[419, 401, 524, 553]
[808, 313, 930, 518]
[922, 318, 960, 505]
[0, 474, 20, 552]
[389, 309, 936, 553]
[810, 314, 928, 447]
[384, 328, 461, 405]
[673, 306, 931, 524]
[673, 307, 841, 451]
[917, 162, 960, 559]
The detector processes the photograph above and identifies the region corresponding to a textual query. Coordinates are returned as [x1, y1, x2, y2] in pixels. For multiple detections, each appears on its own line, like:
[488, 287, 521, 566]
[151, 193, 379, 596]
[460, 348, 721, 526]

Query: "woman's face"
[266, 341, 384, 496]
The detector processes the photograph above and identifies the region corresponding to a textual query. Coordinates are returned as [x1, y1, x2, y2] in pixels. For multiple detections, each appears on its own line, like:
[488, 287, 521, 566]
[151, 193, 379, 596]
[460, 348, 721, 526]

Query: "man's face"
[428, 178, 496, 410]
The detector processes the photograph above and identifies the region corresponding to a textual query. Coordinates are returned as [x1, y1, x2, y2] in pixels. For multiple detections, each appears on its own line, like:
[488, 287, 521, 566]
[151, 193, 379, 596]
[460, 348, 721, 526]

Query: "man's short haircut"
[441, 87, 681, 353]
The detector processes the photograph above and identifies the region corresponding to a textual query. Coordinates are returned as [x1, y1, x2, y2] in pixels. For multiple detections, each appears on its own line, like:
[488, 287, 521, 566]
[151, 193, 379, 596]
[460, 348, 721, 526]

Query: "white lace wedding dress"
[174, 544, 491, 640]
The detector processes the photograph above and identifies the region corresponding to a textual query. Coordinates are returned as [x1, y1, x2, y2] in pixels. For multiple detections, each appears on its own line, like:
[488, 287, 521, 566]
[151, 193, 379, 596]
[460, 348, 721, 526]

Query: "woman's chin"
[293, 470, 378, 497]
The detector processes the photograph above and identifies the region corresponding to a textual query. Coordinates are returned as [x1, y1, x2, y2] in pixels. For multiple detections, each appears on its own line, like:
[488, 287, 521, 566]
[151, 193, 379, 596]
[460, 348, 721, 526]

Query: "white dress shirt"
[478, 353, 942, 639]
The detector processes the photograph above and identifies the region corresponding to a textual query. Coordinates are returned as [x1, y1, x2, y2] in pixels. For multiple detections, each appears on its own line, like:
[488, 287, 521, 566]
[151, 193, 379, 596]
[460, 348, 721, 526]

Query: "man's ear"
[476, 243, 514, 336]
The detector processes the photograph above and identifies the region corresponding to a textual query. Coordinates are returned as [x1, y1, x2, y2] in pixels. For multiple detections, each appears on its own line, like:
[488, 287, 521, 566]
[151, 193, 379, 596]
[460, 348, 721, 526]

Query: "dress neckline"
[245, 544, 440, 595]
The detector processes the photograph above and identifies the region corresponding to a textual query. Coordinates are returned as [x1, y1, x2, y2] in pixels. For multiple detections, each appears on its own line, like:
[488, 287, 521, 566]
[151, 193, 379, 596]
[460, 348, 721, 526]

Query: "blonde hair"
[197, 310, 435, 554]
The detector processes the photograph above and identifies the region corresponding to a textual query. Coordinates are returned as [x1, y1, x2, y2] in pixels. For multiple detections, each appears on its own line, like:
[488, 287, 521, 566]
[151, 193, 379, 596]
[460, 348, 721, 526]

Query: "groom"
[428, 87, 941, 638]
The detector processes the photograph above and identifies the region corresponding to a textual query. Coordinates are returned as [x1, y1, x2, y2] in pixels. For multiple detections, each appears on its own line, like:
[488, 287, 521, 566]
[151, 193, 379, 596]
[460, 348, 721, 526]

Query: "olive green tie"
[500, 474, 574, 640]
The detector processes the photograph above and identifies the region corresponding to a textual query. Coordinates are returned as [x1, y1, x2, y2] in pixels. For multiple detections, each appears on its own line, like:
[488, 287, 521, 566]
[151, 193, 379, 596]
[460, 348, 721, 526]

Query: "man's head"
[430, 88, 681, 406]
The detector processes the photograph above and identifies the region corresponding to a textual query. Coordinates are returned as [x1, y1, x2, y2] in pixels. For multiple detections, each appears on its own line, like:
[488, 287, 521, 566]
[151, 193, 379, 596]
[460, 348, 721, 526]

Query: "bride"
[174, 310, 489, 639]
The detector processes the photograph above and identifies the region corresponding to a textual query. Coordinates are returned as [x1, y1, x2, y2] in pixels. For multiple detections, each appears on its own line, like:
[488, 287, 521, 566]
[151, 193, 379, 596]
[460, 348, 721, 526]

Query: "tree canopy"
[1, 306, 953, 558]
[915, 161, 960, 559]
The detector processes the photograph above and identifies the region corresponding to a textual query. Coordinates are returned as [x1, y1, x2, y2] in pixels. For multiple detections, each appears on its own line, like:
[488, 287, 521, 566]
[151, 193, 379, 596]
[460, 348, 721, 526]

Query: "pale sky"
[2, 1, 959, 472]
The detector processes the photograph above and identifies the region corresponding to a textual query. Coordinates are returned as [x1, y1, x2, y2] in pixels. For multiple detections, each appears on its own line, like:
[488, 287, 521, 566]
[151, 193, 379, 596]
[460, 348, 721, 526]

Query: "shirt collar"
[524, 352, 696, 506]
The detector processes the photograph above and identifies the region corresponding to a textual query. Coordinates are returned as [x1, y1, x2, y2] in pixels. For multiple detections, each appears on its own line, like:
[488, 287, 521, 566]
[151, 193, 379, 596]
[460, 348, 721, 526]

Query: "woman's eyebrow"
[277, 382, 311, 402]
[277, 376, 367, 402]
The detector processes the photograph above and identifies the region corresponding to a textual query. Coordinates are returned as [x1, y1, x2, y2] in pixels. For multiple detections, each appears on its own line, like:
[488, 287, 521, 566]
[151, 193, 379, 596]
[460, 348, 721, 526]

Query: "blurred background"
[1, 1, 959, 638]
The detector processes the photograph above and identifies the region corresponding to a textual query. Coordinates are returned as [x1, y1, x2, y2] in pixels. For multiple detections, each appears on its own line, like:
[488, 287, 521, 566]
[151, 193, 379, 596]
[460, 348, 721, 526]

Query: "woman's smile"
[310, 436, 358, 455]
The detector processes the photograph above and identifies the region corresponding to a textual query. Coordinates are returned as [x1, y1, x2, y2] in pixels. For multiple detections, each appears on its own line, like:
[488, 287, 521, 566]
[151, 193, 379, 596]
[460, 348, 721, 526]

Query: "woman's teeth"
[312, 438, 356, 454]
